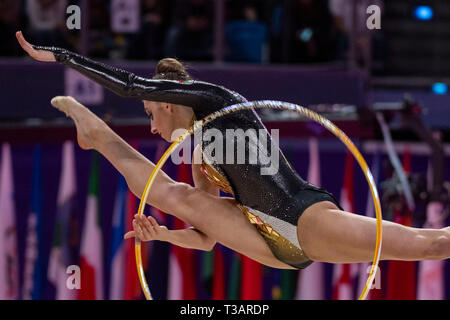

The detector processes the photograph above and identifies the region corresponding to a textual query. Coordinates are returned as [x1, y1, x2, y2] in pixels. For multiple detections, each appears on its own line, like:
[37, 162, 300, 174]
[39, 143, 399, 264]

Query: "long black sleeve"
[33, 45, 245, 118]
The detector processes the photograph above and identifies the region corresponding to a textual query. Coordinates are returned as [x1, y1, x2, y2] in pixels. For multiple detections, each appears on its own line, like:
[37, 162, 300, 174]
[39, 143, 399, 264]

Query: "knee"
[425, 235, 450, 260]
[164, 182, 193, 211]
[164, 181, 211, 212]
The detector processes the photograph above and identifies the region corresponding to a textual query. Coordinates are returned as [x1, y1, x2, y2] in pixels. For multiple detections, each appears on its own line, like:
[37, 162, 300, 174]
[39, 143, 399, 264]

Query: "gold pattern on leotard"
[200, 162, 312, 267]
[199, 162, 234, 195]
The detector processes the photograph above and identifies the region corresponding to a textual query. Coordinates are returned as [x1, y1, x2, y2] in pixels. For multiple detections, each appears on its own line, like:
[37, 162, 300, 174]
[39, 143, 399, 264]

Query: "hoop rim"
[135, 100, 383, 301]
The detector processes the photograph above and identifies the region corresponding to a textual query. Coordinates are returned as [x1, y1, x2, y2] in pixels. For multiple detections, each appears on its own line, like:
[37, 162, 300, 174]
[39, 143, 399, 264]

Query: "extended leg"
[51, 96, 178, 212]
[297, 201, 450, 263]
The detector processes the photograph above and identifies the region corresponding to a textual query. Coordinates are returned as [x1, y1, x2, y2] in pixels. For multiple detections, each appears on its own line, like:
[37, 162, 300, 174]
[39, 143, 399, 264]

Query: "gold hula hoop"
[135, 100, 383, 301]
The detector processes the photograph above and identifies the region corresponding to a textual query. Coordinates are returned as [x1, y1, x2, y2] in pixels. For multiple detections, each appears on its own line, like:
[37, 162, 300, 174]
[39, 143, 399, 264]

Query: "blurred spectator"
[111, 0, 141, 34]
[226, 0, 267, 21]
[25, 0, 67, 47]
[127, 0, 171, 60]
[87, 0, 113, 58]
[164, 0, 213, 61]
[287, 0, 336, 63]
[329, 0, 385, 69]
[267, 0, 284, 63]
[224, 0, 268, 63]
[0, 0, 25, 56]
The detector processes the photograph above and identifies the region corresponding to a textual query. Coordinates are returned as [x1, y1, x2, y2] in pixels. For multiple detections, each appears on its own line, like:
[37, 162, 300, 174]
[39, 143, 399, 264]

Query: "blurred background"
[0, 0, 449, 300]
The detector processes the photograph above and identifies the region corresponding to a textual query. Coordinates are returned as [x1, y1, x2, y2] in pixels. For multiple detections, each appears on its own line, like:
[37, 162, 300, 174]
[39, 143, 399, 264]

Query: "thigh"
[297, 201, 378, 263]
[297, 201, 434, 263]
[169, 184, 295, 269]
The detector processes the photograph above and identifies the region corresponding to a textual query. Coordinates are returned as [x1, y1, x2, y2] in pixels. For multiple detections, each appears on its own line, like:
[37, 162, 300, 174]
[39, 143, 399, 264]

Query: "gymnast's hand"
[124, 214, 169, 242]
[15, 31, 56, 62]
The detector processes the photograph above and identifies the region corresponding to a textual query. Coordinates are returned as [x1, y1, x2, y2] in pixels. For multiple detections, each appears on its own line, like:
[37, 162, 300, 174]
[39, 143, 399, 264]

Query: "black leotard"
[35, 45, 342, 269]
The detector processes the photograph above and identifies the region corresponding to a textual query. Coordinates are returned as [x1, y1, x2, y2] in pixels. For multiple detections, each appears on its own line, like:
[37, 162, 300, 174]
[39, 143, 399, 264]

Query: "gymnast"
[16, 31, 450, 271]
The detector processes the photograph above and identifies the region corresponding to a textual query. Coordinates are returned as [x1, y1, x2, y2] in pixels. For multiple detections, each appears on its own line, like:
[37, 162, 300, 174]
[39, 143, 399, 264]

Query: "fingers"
[147, 215, 168, 239]
[16, 30, 56, 62]
[124, 214, 164, 242]
[136, 214, 156, 239]
[16, 31, 34, 54]
[130, 214, 157, 241]
[133, 218, 146, 240]
[148, 216, 159, 228]
[123, 231, 136, 239]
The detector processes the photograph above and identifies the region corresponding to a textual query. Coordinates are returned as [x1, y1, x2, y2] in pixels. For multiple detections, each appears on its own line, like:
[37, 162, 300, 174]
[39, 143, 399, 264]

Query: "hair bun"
[156, 58, 187, 75]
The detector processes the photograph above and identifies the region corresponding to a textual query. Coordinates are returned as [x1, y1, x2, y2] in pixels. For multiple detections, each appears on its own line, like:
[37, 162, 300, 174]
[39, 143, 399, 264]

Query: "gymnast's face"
[143, 100, 193, 142]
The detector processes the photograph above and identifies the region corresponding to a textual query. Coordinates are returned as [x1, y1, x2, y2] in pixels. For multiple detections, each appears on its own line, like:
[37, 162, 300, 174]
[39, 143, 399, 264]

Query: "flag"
[0, 143, 19, 299]
[167, 161, 197, 300]
[386, 147, 416, 300]
[200, 250, 214, 299]
[241, 255, 262, 299]
[417, 158, 444, 300]
[23, 146, 45, 299]
[296, 138, 325, 300]
[48, 141, 79, 300]
[212, 246, 226, 300]
[263, 267, 281, 300]
[280, 269, 297, 299]
[108, 175, 127, 300]
[201, 247, 227, 300]
[124, 185, 142, 299]
[417, 203, 444, 300]
[332, 151, 357, 300]
[167, 240, 183, 300]
[227, 253, 241, 299]
[357, 152, 382, 300]
[78, 152, 103, 300]
[123, 141, 144, 300]
[146, 141, 170, 300]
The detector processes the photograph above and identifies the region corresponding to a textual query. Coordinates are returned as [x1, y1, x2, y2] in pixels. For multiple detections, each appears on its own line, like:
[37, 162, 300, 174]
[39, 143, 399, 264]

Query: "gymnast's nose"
[150, 122, 159, 135]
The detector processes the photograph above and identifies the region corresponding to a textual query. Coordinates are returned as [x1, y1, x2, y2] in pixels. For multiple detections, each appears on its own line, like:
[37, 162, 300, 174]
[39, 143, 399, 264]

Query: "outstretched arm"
[125, 214, 216, 251]
[16, 31, 215, 108]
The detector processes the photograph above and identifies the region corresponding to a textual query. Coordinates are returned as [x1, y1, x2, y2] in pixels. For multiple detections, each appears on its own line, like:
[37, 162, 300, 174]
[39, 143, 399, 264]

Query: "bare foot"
[51, 96, 106, 150]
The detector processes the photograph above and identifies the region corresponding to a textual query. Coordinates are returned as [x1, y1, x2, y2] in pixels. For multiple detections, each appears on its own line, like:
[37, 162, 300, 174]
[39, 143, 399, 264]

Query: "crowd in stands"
[0, 0, 384, 66]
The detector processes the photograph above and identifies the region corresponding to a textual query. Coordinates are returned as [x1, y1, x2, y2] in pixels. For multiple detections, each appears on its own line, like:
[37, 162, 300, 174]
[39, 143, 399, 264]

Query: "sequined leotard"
[36, 46, 342, 269]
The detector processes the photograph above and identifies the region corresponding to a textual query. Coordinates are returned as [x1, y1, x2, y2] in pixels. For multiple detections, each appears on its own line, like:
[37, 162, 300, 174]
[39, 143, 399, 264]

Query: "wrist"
[157, 228, 171, 242]
[32, 45, 69, 63]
